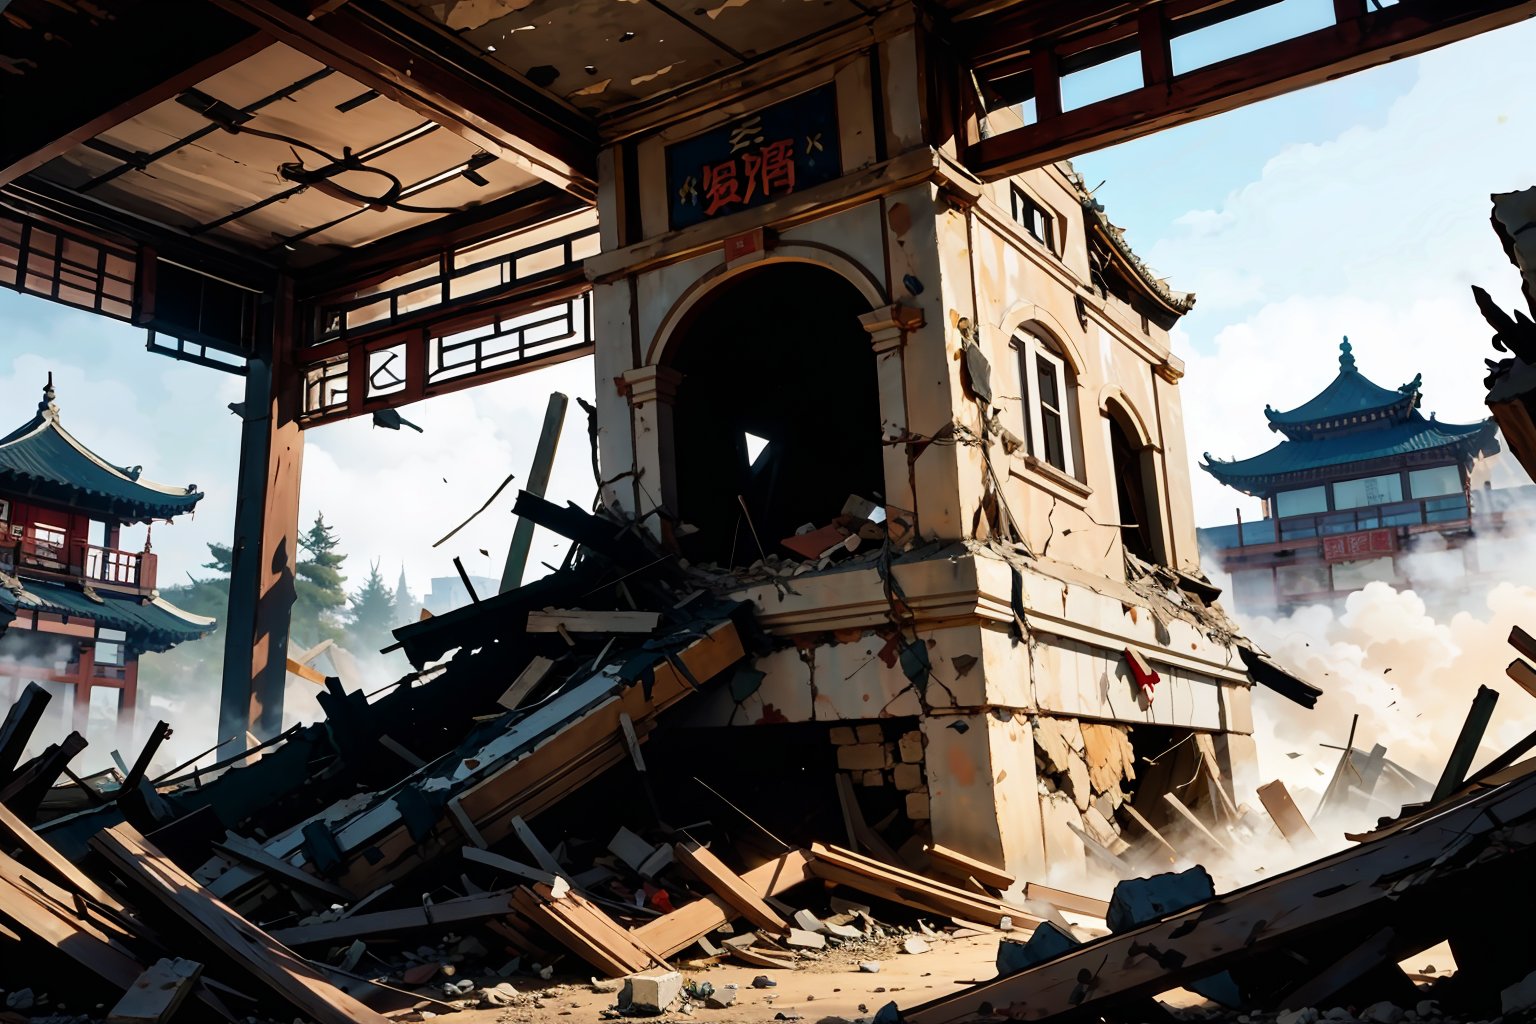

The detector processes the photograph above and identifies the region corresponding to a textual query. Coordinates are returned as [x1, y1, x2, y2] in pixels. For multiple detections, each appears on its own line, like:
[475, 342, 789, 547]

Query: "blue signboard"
[665, 83, 843, 230]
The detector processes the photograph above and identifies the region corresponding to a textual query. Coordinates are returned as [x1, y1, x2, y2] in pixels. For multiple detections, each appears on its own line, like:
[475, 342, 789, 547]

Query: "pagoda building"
[1199, 340, 1500, 613]
[0, 377, 213, 754]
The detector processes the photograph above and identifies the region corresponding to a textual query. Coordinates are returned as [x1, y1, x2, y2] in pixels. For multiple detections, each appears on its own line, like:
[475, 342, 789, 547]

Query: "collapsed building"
[3, 2, 1536, 1022]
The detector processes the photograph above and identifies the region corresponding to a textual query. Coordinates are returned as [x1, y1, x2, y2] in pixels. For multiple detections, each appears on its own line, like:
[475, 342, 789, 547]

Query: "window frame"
[1009, 186, 1056, 252]
[1012, 328, 1078, 480]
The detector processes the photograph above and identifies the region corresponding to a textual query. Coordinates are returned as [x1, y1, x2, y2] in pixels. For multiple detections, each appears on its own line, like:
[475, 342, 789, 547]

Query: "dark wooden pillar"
[219, 277, 304, 743]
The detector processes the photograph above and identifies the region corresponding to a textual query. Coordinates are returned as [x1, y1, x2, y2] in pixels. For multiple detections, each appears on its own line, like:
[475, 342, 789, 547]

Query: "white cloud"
[1130, 19, 1536, 526]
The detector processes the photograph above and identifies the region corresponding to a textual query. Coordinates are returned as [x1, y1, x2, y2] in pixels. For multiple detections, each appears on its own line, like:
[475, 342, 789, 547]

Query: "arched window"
[1012, 327, 1083, 480]
[1104, 402, 1167, 566]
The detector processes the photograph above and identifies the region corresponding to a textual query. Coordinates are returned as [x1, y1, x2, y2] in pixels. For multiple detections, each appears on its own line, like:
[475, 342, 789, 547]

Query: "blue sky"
[3, 11, 1534, 600]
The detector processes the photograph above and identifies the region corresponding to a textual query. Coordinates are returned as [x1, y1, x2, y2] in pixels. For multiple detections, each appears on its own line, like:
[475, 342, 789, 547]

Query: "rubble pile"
[0, 491, 1533, 1024]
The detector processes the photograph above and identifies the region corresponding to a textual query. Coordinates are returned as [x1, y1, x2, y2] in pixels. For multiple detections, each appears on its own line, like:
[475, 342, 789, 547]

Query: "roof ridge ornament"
[39, 372, 58, 418]
[1339, 337, 1356, 373]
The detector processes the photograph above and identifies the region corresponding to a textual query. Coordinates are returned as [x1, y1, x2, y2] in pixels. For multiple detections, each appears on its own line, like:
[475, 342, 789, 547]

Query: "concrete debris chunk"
[619, 969, 682, 1015]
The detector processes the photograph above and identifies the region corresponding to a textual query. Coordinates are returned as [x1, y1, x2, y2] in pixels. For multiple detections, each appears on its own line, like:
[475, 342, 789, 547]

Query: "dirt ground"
[430, 930, 1214, 1024]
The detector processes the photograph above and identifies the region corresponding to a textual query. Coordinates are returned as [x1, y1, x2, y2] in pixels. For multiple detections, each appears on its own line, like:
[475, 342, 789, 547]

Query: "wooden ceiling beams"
[964, 0, 1536, 181]
[0, 6, 267, 188]
[206, 0, 600, 202]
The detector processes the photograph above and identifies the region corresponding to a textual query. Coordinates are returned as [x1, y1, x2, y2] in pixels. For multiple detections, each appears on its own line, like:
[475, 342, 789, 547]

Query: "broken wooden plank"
[1065, 821, 1136, 878]
[272, 890, 516, 947]
[285, 658, 328, 686]
[107, 958, 203, 1024]
[525, 610, 661, 634]
[511, 816, 564, 875]
[1023, 883, 1109, 920]
[377, 735, 426, 769]
[675, 843, 787, 932]
[902, 764, 1536, 1024]
[1162, 791, 1230, 852]
[0, 796, 124, 911]
[498, 656, 554, 711]
[1510, 624, 1536, 663]
[212, 834, 351, 901]
[1256, 779, 1318, 847]
[1507, 658, 1536, 700]
[0, 682, 49, 778]
[924, 843, 1015, 891]
[0, 731, 87, 816]
[807, 843, 1040, 928]
[463, 846, 557, 885]
[635, 850, 812, 957]
[1193, 733, 1241, 824]
[0, 847, 146, 992]
[446, 796, 488, 849]
[1432, 685, 1500, 803]
[833, 773, 902, 864]
[1119, 803, 1181, 861]
[90, 826, 390, 1024]
[1281, 926, 1397, 1008]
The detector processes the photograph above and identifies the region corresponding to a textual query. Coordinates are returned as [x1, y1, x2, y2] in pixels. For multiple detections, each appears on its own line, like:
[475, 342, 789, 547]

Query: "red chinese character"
[702, 158, 743, 216]
[742, 138, 796, 203]
[1324, 537, 1344, 560]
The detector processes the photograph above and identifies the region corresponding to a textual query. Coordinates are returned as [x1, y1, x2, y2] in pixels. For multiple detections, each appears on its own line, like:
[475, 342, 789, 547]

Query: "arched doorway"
[664, 263, 884, 567]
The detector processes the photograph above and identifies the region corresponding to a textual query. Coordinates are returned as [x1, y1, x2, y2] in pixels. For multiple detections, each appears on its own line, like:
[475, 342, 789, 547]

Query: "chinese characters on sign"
[1322, 528, 1396, 562]
[666, 84, 842, 230]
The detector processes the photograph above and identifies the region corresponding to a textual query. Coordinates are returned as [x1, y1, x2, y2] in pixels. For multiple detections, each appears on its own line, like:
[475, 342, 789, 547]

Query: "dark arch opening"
[665, 263, 884, 567]
[1108, 412, 1158, 564]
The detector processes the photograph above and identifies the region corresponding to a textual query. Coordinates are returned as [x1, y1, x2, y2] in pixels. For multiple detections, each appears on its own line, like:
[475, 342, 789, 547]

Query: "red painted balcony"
[2, 536, 157, 594]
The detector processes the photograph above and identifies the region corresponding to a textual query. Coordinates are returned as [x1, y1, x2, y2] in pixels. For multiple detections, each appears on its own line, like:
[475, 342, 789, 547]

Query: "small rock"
[998, 916, 1013, 932]
[776, 1014, 805, 1021]
[902, 937, 931, 955]
[1278, 1009, 1320, 1024]
[858, 962, 881, 974]
[591, 979, 622, 994]
[1361, 1002, 1404, 1024]
[4, 991, 32, 1012]
[753, 976, 777, 989]
[401, 964, 440, 986]
[705, 985, 739, 1010]
[1325, 1010, 1352, 1021]
[1417, 1003, 1440, 1018]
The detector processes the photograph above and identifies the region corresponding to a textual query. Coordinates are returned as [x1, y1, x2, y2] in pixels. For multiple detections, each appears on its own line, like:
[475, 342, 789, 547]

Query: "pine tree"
[203, 542, 234, 576]
[347, 560, 398, 656]
[294, 512, 347, 645]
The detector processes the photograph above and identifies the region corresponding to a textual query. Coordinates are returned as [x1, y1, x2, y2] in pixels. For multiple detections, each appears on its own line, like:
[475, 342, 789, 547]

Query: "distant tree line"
[142, 513, 418, 700]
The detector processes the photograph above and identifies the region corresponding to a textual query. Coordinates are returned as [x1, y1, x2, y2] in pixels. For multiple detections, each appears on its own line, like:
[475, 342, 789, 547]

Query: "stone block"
[897, 731, 923, 763]
[860, 770, 885, 786]
[620, 970, 682, 1014]
[837, 743, 889, 771]
[855, 723, 884, 743]
[829, 726, 857, 745]
[892, 763, 923, 790]
[905, 791, 930, 820]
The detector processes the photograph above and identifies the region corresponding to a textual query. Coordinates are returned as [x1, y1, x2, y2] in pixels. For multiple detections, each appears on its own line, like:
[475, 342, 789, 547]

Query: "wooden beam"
[524, 610, 661, 634]
[1432, 685, 1500, 803]
[902, 765, 1536, 1024]
[924, 843, 1016, 891]
[1162, 791, 1230, 853]
[501, 393, 569, 593]
[498, 656, 554, 711]
[0, 12, 265, 187]
[674, 843, 788, 933]
[1120, 801, 1182, 861]
[90, 825, 390, 1024]
[1256, 779, 1318, 847]
[206, 0, 596, 198]
[968, 0, 1536, 180]
[271, 890, 518, 946]
[1507, 658, 1536, 700]
[0, 682, 49, 778]
[1511, 625, 1536, 662]
[108, 958, 204, 1024]
[634, 850, 812, 957]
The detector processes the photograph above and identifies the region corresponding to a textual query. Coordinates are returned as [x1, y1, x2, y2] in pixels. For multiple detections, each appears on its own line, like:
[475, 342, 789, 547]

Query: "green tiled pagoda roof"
[1201, 414, 1497, 495]
[0, 380, 202, 524]
[5, 577, 214, 653]
[1263, 339, 1421, 437]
